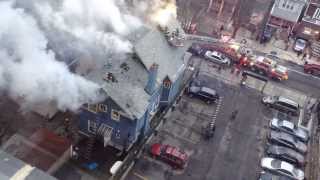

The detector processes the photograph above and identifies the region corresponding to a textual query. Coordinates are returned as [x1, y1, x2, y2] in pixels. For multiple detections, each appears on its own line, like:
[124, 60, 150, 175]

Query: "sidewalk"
[235, 28, 320, 66]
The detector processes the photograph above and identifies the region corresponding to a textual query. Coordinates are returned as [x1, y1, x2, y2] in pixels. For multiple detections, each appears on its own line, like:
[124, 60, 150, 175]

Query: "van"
[262, 96, 299, 116]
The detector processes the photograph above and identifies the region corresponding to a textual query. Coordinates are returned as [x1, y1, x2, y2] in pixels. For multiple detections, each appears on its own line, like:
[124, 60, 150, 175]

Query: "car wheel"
[308, 70, 313, 75]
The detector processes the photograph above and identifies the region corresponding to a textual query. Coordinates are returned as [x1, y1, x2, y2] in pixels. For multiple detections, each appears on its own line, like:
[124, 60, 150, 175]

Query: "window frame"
[88, 120, 97, 133]
[87, 104, 98, 113]
[98, 104, 107, 112]
[111, 109, 121, 121]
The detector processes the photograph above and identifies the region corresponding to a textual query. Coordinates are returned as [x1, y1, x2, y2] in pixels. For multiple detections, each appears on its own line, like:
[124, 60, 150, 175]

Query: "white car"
[204, 50, 230, 65]
[293, 39, 307, 52]
[270, 118, 309, 142]
[261, 157, 304, 180]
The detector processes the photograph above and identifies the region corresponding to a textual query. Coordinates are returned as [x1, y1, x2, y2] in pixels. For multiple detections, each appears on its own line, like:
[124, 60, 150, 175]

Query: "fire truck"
[248, 56, 288, 81]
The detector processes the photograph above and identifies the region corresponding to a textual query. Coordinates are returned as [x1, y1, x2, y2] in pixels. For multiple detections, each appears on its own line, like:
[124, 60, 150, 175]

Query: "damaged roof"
[135, 19, 190, 82]
[87, 18, 190, 119]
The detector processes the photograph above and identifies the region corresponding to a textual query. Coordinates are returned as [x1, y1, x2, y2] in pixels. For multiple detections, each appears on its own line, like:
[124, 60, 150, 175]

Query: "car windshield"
[296, 39, 305, 46]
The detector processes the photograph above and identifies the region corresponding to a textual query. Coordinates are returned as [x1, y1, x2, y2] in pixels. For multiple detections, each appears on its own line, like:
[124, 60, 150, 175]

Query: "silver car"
[268, 130, 307, 154]
[270, 118, 309, 142]
[261, 157, 304, 180]
[204, 50, 230, 65]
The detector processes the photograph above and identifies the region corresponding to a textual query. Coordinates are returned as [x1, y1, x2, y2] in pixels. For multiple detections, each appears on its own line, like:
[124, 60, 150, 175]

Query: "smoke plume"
[0, 0, 177, 113]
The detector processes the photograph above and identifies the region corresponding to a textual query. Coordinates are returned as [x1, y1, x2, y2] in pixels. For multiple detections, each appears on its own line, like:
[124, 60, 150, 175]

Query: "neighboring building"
[78, 18, 191, 152]
[1, 129, 72, 175]
[296, 0, 320, 57]
[0, 150, 58, 180]
[266, 0, 307, 37]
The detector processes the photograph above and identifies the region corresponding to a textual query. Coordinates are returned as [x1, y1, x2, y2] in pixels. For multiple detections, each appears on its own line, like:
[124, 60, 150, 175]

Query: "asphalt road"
[127, 71, 274, 180]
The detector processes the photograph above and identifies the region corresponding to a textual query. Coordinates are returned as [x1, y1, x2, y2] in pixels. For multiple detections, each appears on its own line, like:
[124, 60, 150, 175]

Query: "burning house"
[77, 18, 190, 152]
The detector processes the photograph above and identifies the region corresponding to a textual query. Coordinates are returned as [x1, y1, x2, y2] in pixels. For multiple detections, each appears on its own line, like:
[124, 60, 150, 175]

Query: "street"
[125, 57, 311, 180]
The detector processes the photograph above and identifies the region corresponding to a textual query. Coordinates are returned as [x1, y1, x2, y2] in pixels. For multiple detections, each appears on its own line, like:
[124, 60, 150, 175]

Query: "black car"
[187, 43, 205, 56]
[186, 82, 219, 104]
[267, 130, 307, 154]
[266, 145, 305, 167]
[259, 171, 291, 180]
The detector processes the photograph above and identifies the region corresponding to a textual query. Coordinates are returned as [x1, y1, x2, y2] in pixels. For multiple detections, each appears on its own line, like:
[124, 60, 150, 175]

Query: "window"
[87, 104, 98, 113]
[313, 8, 320, 20]
[163, 81, 171, 88]
[88, 120, 97, 133]
[98, 104, 107, 112]
[111, 110, 120, 121]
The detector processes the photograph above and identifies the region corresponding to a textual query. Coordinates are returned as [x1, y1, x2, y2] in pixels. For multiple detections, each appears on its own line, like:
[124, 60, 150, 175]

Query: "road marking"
[133, 172, 149, 180]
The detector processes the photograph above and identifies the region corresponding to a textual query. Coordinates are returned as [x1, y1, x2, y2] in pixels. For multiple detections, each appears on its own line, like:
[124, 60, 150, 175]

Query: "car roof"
[165, 145, 187, 160]
[201, 87, 216, 95]
[279, 120, 294, 130]
[269, 145, 304, 162]
[278, 96, 299, 107]
[280, 161, 294, 173]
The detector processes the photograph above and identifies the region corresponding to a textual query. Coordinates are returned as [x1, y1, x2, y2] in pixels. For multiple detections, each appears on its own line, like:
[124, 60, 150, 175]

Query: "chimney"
[145, 63, 159, 94]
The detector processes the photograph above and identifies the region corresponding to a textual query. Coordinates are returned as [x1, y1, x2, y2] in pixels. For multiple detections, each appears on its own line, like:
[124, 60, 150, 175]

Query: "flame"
[151, 2, 177, 26]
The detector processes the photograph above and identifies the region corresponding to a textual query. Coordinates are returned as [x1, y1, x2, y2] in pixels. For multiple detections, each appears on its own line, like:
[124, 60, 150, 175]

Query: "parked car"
[259, 171, 292, 180]
[204, 50, 231, 65]
[266, 145, 305, 167]
[293, 38, 307, 52]
[304, 63, 320, 76]
[268, 130, 307, 154]
[261, 157, 304, 180]
[269, 65, 288, 81]
[270, 118, 309, 142]
[150, 143, 188, 169]
[186, 81, 219, 104]
[262, 96, 300, 116]
[187, 43, 205, 56]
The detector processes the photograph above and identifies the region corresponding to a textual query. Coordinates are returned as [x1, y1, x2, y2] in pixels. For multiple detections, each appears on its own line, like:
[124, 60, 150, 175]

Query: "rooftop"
[86, 18, 190, 119]
[0, 150, 57, 180]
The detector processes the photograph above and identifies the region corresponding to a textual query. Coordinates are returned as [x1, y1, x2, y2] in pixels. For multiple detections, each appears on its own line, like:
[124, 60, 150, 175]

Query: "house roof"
[86, 18, 189, 119]
[134, 19, 190, 83]
[0, 150, 57, 180]
[271, 0, 307, 23]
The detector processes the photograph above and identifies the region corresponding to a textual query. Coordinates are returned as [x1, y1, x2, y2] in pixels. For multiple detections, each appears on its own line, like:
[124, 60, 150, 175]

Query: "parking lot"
[125, 58, 311, 180]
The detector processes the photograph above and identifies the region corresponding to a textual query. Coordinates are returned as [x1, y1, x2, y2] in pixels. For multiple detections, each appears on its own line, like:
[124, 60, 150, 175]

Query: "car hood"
[261, 157, 273, 169]
[151, 143, 161, 155]
[295, 128, 309, 140]
[294, 169, 305, 180]
[296, 141, 307, 153]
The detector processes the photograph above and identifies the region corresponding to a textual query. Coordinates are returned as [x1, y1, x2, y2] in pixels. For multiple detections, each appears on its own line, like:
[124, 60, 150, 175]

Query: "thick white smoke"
[0, 1, 104, 111]
[0, 0, 177, 113]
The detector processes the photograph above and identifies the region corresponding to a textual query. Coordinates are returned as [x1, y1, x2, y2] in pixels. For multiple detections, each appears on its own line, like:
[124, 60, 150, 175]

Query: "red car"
[304, 63, 320, 76]
[150, 143, 188, 169]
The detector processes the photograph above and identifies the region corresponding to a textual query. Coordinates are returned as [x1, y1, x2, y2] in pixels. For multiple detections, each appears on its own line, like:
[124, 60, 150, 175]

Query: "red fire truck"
[248, 56, 288, 81]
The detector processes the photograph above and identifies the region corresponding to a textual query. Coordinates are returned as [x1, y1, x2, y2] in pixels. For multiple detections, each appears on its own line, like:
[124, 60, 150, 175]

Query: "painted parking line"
[133, 172, 149, 180]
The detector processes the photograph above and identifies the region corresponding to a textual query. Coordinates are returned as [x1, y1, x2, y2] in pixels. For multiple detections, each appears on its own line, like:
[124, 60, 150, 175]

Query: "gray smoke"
[0, 0, 143, 112]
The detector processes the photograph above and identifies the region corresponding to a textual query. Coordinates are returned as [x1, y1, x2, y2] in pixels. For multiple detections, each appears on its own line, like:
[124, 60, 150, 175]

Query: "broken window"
[111, 110, 120, 121]
[98, 104, 107, 112]
[87, 104, 98, 113]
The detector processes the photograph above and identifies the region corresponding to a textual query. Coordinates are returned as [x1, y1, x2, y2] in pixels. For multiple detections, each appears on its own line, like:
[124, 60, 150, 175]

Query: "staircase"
[311, 40, 320, 58]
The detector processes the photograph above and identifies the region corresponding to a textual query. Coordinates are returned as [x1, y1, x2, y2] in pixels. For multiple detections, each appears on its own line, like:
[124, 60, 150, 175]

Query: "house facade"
[77, 19, 190, 151]
[296, 0, 320, 57]
[266, 0, 307, 38]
